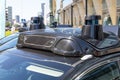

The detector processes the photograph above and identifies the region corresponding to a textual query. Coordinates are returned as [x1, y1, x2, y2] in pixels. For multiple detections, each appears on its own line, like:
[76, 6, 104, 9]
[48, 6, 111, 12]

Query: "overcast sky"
[6, 0, 49, 20]
[6, 0, 72, 21]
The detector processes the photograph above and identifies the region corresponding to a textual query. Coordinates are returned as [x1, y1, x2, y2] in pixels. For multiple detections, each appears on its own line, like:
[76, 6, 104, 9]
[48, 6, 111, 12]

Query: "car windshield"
[86, 33, 120, 49]
[0, 54, 67, 80]
[0, 33, 19, 45]
[96, 35, 119, 48]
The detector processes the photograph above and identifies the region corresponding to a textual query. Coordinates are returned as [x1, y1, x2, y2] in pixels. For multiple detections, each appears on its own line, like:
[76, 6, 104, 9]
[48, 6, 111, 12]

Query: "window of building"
[102, 0, 107, 10]
[103, 16, 112, 26]
[117, 0, 120, 7]
[118, 17, 120, 25]
[63, 0, 73, 8]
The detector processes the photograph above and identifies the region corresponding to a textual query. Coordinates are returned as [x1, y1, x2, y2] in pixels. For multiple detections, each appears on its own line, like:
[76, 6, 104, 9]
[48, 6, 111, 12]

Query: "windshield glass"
[86, 33, 119, 49]
[97, 36, 119, 48]
[0, 54, 66, 80]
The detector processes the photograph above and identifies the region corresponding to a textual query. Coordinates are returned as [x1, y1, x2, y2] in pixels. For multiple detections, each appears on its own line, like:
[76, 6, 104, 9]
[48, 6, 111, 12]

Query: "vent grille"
[24, 35, 56, 47]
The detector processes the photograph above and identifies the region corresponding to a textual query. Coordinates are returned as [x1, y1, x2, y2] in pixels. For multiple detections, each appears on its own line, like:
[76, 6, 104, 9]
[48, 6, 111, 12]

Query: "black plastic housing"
[17, 15, 120, 57]
[17, 29, 83, 56]
[82, 15, 104, 40]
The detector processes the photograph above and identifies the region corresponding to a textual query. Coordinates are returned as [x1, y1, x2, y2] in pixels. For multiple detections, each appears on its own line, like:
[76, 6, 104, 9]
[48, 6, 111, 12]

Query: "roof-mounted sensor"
[17, 15, 120, 57]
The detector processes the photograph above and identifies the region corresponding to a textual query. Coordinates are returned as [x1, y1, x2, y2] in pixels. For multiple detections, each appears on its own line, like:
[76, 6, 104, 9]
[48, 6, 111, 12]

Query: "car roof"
[2, 25, 120, 70]
[3, 48, 83, 67]
[3, 47, 120, 73]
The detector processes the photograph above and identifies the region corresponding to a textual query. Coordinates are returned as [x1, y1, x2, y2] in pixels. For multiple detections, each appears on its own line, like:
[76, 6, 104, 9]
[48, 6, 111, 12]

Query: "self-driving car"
[0, 15, 120, 80]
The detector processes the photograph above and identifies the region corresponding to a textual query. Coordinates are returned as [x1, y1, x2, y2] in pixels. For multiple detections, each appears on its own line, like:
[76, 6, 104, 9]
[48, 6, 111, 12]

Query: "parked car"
[57, 24, 72, 28]
[30, 16, 45, 30]
[5, 27, 11, 31]
[51, 22, 72, 28]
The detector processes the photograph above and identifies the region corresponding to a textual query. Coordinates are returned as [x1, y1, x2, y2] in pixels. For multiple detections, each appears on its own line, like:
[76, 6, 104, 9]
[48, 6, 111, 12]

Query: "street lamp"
[85, 0, 88, 25]
[85, 0, 88, 17]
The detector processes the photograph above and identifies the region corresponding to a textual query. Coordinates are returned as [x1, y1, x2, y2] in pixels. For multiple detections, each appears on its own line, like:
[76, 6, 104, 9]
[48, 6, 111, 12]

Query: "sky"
[6, 0, 49, 21]
[6, 0, 72, 21]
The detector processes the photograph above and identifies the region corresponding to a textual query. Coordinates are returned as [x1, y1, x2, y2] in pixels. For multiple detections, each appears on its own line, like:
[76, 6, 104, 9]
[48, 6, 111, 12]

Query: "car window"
[0, 38, 18, 51]
[85, 33, 119, 49]
[78, 62, 120, 80]
[0, 33, 19, 45]
[96, 34, 119, 49]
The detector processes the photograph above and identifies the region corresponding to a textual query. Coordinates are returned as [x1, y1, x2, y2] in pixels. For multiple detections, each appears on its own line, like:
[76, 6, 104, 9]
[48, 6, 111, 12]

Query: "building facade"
[6, 6, 12, 23]
[41, 3, 45, 18]
[0, 0, 5, 38]
[49, 0, 56, 24]
[15, 15, 20, 23]
[58, 0, 120, 27]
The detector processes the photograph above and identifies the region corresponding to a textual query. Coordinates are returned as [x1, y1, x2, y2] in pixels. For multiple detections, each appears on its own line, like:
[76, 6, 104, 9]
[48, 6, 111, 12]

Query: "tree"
[5, 22, 11, 27]
[14, 24, 20, 28]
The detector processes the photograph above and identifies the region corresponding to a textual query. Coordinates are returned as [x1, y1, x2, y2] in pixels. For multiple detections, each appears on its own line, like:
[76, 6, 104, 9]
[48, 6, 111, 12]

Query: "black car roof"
[4, 48, 83, 67]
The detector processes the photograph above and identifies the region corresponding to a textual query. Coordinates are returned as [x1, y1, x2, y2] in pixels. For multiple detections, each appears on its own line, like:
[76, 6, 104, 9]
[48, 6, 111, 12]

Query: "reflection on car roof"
[4, 48, 85, 67]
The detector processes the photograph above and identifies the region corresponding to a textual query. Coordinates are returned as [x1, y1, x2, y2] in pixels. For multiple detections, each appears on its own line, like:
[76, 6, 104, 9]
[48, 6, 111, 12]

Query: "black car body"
[0, 15, 120, 80]
[0, 25, 120, 80]
[57, 25, 72, 28]
[2, 46, 120, 80]
[30, 17, 45, 30]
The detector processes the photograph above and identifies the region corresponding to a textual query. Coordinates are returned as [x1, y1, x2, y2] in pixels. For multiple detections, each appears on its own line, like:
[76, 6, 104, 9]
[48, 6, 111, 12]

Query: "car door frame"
[72, 56, 120, 80]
